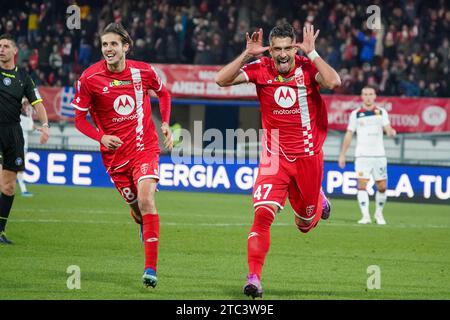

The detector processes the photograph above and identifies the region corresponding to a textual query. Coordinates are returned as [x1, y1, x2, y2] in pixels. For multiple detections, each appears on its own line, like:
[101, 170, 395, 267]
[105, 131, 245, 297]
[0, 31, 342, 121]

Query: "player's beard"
[276, 57, 292, 74]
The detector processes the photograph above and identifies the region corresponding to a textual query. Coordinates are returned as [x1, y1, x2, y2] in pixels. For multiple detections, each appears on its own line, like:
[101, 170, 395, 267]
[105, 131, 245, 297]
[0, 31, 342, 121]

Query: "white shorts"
[354, 157, 387, 181]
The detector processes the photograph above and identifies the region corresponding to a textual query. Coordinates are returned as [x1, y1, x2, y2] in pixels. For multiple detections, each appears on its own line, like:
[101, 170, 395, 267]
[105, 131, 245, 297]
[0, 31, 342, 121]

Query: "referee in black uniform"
[0, 34, 49, 244]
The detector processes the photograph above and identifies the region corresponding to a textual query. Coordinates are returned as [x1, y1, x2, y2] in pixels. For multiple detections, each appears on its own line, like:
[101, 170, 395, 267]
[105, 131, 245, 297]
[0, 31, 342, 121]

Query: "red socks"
[247, 205, 276, 279]
[142, 213, 160, 271]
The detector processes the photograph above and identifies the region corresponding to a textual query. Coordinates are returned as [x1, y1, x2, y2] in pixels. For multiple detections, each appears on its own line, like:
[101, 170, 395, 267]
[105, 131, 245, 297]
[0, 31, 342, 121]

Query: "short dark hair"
[101, 23, 133, 52]
[362, 84, 378, 93]
[269, 23, 295, 45]
[0, 34, 17, 47]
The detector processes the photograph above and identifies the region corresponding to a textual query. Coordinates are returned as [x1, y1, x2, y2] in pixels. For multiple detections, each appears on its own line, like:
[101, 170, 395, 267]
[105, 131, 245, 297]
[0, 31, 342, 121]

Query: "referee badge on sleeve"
[15, 157, 23, 166]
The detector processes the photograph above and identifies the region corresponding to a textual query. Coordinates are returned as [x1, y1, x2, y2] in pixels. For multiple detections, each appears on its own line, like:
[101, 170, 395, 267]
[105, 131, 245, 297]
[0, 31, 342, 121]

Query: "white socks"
[17, 172, 27, 193]
[375, 191, 387, 215]
[357, 190, 370, 219]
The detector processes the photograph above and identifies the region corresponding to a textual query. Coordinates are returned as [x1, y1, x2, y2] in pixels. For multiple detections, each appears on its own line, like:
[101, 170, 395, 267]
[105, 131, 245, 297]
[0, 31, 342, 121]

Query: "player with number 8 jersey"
[216, 23, 341, 298]
[72, 23, 173, 288]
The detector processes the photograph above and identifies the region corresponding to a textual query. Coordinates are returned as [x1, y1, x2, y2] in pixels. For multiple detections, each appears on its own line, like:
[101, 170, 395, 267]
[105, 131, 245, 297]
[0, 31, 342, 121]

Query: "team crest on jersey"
[305, 205, 315, 217]
[133, 80, 142, 92]
[274, 86, 296, 108]
[113, 95, 135, 116]
[140, 163, 149, 175]
[294, 68, 305, 87]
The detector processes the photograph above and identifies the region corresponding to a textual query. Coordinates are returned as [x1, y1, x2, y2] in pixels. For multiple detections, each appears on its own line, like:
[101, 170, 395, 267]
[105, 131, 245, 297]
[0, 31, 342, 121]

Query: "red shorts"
[107, 151, 160, 204]
[252, 151, 324, 221]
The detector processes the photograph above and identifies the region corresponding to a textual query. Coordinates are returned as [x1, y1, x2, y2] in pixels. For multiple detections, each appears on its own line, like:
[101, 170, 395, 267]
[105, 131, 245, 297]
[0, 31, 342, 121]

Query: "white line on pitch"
[8, 218, 450, 229]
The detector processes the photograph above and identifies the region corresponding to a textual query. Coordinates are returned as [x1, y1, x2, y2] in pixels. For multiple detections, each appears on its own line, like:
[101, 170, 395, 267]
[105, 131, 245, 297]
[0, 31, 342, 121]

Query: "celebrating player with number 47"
[216, 23, 341, 298]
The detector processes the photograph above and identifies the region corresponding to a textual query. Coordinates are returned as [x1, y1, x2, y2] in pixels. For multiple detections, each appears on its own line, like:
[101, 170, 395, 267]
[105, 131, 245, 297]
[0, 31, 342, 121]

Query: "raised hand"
[245, 28, 270, 57]
[295, 24, 320, 54]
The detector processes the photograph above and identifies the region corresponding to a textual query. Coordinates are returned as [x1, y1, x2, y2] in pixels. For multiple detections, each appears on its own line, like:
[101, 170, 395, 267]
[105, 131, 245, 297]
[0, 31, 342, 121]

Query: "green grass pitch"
[1, 184, 449, 300]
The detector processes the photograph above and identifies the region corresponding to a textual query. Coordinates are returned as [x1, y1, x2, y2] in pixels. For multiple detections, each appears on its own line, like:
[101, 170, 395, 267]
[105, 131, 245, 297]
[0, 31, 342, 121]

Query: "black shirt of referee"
[0, 34, 49, 244]
[0, 66, 42, 171]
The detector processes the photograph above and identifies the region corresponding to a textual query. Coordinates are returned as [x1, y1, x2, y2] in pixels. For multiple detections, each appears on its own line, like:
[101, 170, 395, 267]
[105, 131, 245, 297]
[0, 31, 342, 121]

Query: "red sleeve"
[147, 65, 171, 124]
[155, 84, 171, 124]
[148, 65, 163, 92]
[74, 108, 104, 142]
[71, 77, 92, 111]
[240, 59, 263, 83]
[72, 76, 103, 142]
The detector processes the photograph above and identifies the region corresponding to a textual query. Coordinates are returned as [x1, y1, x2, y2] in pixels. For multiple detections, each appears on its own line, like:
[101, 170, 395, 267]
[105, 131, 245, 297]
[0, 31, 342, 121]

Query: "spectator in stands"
[37, 35, 52, 75]
[0, 0, 448, 97]
[16, 12, 28, 45]
[78, 38, 92, 69]
[17, 41, 32, 66]
[354, 27, 377, 64]
[49, 44, 63, 72]
[62, 36, 74, 75]
[27, 3, 40, 47]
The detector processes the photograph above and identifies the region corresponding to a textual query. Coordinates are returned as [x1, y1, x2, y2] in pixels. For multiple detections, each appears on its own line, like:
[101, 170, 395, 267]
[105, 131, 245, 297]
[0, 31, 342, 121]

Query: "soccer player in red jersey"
[72, 23, 172, 288]
[216, 23, 341, 298]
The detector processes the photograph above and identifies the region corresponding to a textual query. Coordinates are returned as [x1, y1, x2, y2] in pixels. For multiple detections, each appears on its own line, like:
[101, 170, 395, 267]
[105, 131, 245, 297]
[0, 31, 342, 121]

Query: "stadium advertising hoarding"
[33, 68, 449, 133]
[323, 95, 450, 133]
[25, 150, 450, 203]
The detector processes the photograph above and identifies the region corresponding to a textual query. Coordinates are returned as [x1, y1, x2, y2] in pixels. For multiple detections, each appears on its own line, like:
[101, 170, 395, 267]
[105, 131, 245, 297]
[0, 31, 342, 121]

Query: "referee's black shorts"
[0, 123, 25, 172]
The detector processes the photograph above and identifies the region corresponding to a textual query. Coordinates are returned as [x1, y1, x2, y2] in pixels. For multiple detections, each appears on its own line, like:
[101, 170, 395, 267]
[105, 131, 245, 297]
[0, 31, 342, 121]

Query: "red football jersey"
[241, 55, 328, 158]
[72, 60, 163, 168]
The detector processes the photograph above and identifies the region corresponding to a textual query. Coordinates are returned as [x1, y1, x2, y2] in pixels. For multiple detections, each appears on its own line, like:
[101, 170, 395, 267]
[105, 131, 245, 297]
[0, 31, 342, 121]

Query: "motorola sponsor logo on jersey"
[273, 86, 301, 115]
[112, 94, 138, 122]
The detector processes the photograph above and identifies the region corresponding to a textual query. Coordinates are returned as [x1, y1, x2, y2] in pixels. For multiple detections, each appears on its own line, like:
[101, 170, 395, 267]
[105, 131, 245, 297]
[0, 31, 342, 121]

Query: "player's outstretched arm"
[32, 102, 49, 144]
[215, 28, 269, 87]
[295, 25, 341, 90]
[338, 130, 354, 168]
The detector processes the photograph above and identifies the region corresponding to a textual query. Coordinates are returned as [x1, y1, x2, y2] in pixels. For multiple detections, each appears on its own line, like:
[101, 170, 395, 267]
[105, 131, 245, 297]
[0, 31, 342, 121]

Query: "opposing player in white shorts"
[338, 85, 396, 225]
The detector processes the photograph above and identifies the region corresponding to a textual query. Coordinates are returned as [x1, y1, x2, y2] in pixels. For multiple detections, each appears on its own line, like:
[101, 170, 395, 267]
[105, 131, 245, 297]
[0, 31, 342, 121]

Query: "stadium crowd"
[1, 0, 449, 97]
